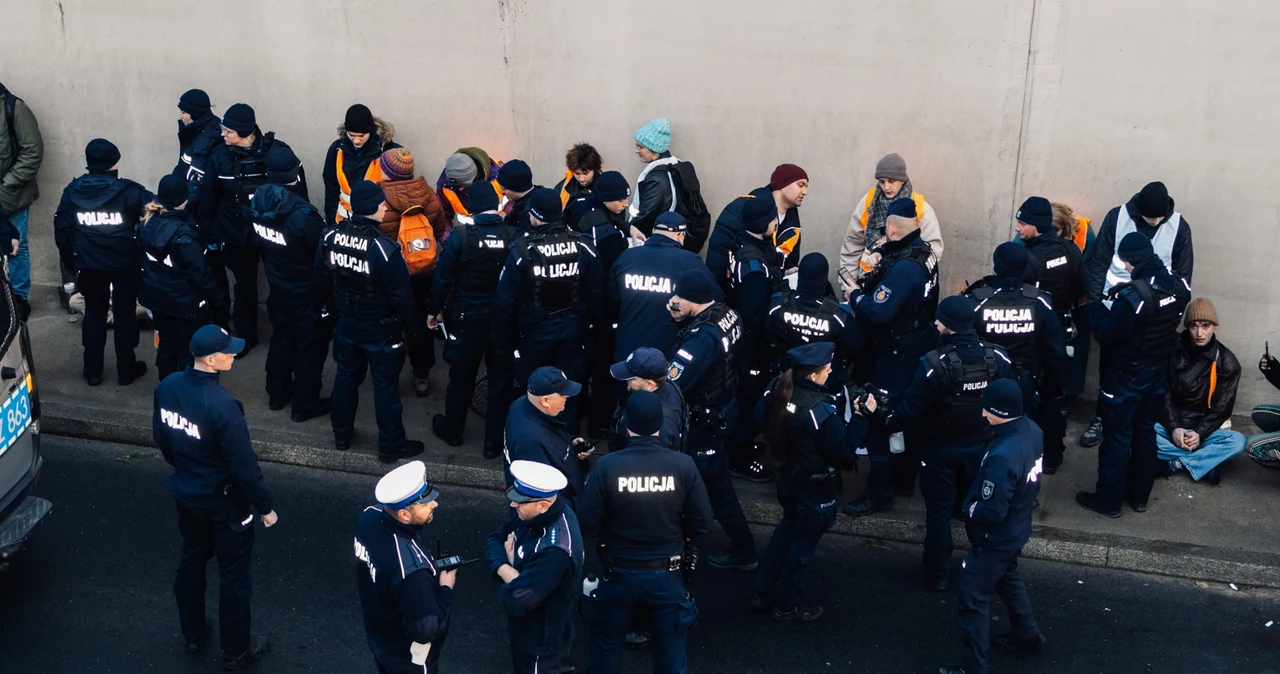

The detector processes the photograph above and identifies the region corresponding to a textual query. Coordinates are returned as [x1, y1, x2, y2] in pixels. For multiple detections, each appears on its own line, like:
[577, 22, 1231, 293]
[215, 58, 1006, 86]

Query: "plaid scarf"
[865, 179, 915, 245]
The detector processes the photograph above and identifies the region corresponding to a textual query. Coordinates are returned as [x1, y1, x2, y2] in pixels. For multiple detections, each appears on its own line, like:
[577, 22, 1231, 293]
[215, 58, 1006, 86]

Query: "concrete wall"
[5, 0, 1278, 407]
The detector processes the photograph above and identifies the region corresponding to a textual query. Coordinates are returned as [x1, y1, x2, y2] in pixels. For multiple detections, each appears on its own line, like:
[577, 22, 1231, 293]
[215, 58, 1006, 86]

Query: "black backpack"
[2, 84, 20, 169]
[668, 161, 711, 254]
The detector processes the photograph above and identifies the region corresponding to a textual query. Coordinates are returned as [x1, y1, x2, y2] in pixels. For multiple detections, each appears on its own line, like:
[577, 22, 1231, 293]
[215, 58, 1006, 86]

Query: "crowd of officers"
[110, 92, 1199, 674]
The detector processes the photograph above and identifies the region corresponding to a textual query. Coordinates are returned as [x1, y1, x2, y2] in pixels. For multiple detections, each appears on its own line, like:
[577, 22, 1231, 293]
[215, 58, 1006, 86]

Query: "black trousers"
[78, 269, 141, 380]
[440, 315, 506, 449]
[209, 243, 260, 343]
[173, 501, 255, 656]
[406, 273, 436, 379]
[265, 289, 331, 414]
[152, 310, 202, 380]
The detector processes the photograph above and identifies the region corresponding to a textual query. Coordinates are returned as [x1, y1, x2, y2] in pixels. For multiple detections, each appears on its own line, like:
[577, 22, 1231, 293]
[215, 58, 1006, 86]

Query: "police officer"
[497, 159, 538, 232]
[250, 148, 330, 421]
[1015, 197, 1084, 473]
[197, 103, 307, 355]
[485, 460, 584, 674]
[666, 269, 757, 570]
[938, 379, 1046, 674]
[316, 180, 423, 461]
[610, 208, 715, 365]
[766, 252, 862, 387]
[492, 187, 599, 430]
[965, 242, 1069, 436]
[53, 138, 153, 386]
[578, 390, 713, 674]
[751, 342, 872, 622]
[139, 174, 228, 379]
[154, 324, 275, 669]
[576, 171, 632, 436]
[843, 198, 939, 516]
[427, 181, 515, 458]
[608, 347, 688, 452]
[727, 197, 789, 483]
[885, 296, 1012, 591]
[173, 89, 222, 206]
[1076, 233, 1190, 517]
[355, 461, 456, 674]
[504, 366, 590, 508]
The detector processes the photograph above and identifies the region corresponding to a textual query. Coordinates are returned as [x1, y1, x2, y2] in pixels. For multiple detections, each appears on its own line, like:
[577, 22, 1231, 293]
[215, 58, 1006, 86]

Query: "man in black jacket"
[1157, 298, 1243, 485]
[321, 103, 399, 224]
[706, 164, 809, 282]
[173, 89, 223, 207]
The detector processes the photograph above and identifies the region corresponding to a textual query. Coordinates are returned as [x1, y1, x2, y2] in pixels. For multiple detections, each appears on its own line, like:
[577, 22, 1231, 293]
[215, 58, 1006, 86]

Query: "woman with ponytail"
[139, 174, 228, 379]
[750, 341, 876, 623]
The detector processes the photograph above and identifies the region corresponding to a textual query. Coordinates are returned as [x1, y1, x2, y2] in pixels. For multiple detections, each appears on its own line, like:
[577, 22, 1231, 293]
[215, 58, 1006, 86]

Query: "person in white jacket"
[839, 153, 943, 278]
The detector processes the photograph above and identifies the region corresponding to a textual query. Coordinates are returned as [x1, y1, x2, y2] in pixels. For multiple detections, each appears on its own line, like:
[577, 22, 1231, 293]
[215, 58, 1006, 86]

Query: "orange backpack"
[397, 204, 437, 275]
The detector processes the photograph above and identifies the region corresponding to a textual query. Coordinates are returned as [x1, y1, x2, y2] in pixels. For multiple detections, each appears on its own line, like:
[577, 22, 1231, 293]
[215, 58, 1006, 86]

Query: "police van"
[0, 265, 46, 571]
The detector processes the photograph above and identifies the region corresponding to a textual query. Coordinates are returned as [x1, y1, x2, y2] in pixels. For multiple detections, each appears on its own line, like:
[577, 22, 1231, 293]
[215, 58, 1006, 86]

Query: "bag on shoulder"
[668, 161, 711, 253]
[397, 204, 437, 275]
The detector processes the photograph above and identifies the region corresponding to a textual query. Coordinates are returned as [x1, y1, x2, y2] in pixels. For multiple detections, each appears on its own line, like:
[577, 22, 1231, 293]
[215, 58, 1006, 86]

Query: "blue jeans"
[1154, 425, 1245, 480]
[7, 207, 29, 299]
[585, 568, 696, 674]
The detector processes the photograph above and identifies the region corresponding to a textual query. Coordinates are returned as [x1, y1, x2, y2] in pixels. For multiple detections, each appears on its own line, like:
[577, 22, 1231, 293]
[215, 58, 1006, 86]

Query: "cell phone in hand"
[436, 555, 479, 571]
[838, 268, 856, 288]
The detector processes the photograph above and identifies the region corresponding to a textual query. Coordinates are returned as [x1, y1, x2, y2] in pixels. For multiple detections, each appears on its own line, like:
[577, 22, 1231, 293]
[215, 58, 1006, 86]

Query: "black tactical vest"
[458, 223, 515, 296]
[230, 135, 276, 215]
[783, 382, 835, 476]
[1025, 236, 1075, 315]
[773, 293, 845, 349]
[327, 223, 380, 304]
[727, 235, 788, 308]
[1119, 276, 1187, 352]
[860, 241, 939, 338]
[678, 303, 742, 413]
[923, 343, 1002, 433]
[518, 227, 580, 312]
[972, 284, 1041, 371]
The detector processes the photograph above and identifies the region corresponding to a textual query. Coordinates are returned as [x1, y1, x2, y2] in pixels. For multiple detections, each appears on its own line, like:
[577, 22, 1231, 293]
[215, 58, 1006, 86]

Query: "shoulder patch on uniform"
[676, 349, 694, 362]
[981, 480, 995, 500]
[669, 361, 686, 381]
[873, 285, 892, 303]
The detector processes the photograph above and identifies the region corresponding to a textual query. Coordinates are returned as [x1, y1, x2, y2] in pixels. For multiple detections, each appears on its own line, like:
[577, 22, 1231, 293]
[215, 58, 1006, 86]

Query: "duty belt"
[609, 554, 683, 572]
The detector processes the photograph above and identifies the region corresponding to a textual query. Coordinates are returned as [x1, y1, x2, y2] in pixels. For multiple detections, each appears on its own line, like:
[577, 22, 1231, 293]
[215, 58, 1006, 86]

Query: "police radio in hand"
[435, 539, 478, 572]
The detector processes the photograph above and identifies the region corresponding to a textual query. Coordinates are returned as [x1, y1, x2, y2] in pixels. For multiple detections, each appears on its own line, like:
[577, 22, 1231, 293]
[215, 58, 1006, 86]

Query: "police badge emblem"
[669, 361, 686, 380]
[981, 480, 995, 500]
[873, 285, 892, 303]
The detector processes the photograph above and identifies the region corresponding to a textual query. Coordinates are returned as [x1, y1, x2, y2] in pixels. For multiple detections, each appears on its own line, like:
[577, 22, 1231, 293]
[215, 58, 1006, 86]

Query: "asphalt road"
[2, 436, 1278, 674]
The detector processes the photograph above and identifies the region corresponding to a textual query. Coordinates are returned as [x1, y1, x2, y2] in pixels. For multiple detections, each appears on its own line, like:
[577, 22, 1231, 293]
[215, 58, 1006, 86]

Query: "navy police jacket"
[54, 172, 152, 273]
[250, 184, 326, 296]
[963, 415, 1043, 550]
[174, 112, 224, 207]
[484, 498, 583, 656]
[314, 216, 415, 341]
[503, 397, 585, 502]
[426, 212, 511, 316]
[888, 330, 1013, 447]
[354, 506, 453, 672]
[707, 186, 802, 280]
[153, 368, 274, 516]
[139, 209, 227, 319]
[609, 234, 717, 361]
[198, 131, 308, 247]
[491, 222, 600, 343]
[578, 435, 713, 560]
[851, 231, 938, 358]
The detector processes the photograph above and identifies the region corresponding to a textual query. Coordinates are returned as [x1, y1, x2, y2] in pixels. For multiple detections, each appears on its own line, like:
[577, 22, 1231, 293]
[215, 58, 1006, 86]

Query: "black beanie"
[935, 295, 977, 332]
[1136, 182, 1169, 219]
[594, 171, 630, 202]
[674, 269, 716, 304]
[85, 138, 121, 174]
[469, 181, 500, 213]
[1117, 232, 1155, 264]
[624, 389, 664, 436]
[497, 159, 534, 194]
[982, 379, 1023, 419]
[992, 241, 1029, 278]
[350, 180, 386, 217]
[157, 174, 188, 209]
[344, 104, 375, 134]
[1016, 196, 1054, 232]
[528, 188, 563, 224]
[178, 89, 212, 117]
[887, 198, 917, 219]
[265, 148, 301, 185]
[797, 252, 828, 297]
[741, 197, 775, 234]
[221, 103, 257, 137]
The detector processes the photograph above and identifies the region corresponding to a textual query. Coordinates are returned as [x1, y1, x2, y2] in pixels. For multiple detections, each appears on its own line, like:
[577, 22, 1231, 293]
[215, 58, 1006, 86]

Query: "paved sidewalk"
[24, 286, 1280, 586]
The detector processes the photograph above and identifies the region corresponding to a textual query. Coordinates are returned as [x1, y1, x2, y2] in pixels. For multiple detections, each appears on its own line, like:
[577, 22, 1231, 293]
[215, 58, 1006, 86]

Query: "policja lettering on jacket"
[618, 475, 677, 493]
[624, 273, 673, 294]
[76, 211, 125, 226]
[981, 307, 1035, 334]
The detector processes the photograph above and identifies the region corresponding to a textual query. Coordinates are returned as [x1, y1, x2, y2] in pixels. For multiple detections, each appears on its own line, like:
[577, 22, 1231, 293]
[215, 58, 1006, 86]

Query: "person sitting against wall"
[1158, 298, 1243, 485]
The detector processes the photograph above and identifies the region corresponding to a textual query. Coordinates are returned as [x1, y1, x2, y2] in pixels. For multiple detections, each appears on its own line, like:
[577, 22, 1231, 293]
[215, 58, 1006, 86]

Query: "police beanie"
[497, 159, 534, 194]
[935, 295, 977, 332]
[875, 153, 908, 182]
[769, 163, 808, 191]
[992, 241, 1029, 278]
[797, 252, 829, 298]
[981, 378, 1023, 419]
[178, 88, 212, 117]
[634, 117, 672, 154]
[221, 103, 257, 137]
[344, 104, 375, 135]
[265, 148, 301, 185]
[350, 180, 386, 217]
[624, 389, 664, 437]
[1016, 196, 1054, 232]
[1136, 181, 1170, 219]
[468, 181, 500, 213]
[528, 187, 563, 224]
[674, 269, 716, 305]
[445, 152, 479, 186]
[741, 197, 776, 235]
[594, 171, 631, 202]
[886, 198, 917, 220]
[379, 148, 414, 182]
[157, 174, 189, 209]
[1117, 231, 1155, 264]
[85, 138, 121, 174]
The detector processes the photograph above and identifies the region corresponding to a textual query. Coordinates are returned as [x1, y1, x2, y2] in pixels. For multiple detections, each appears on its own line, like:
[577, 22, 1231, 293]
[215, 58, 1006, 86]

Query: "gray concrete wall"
[5, 0, 1277, 407]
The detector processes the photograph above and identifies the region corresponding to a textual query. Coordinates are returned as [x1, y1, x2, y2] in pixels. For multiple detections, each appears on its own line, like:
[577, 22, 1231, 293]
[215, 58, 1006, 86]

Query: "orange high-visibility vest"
[442, 180, 506, 224]
[559, 170, 574, 210]
[1072, 216, 1091, 253]
[335, 149, 383, 222]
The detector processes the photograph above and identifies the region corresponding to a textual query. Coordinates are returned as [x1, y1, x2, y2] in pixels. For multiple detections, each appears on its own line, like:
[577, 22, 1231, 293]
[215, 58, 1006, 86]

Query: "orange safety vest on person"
[336, 149, 383, 222]
[559, 170, 574, 210]
[1072, 216, 1091, 253]
[442, 180, 506, 224]
[857, 186, 927, 272]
